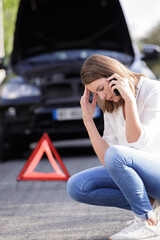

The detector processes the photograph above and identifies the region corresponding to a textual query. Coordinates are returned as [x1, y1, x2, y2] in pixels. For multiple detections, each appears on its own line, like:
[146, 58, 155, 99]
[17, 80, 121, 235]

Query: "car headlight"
[0, 82, 41, 100]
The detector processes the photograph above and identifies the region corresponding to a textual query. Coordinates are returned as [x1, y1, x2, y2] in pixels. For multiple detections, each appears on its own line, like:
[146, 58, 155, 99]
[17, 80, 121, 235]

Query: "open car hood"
[11, 0, 135, 68]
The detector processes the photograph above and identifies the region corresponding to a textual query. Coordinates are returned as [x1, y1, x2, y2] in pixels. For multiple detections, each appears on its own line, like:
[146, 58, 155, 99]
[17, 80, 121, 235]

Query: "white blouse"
[102, 77, 160, 157]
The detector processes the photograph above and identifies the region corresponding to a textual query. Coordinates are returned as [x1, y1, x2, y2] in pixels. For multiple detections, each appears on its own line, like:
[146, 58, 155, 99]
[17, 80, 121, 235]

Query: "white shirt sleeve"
[127, 90, 160, 150]
[102, 114, 118, 146]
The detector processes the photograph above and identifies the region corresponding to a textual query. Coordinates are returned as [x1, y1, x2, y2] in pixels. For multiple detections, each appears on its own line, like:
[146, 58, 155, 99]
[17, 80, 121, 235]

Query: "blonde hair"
[80, 54, 145, 113]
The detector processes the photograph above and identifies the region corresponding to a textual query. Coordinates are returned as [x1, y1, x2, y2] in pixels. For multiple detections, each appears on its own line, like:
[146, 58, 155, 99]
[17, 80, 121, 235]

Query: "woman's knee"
[67, 174, 80, 201]
[67, 172, 87, 202]
[104, 145, 126, 173]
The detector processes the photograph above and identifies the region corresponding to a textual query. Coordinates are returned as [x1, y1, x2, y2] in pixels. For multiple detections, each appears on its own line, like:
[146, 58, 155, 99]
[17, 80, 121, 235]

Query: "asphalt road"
[0, 145, 134, 240]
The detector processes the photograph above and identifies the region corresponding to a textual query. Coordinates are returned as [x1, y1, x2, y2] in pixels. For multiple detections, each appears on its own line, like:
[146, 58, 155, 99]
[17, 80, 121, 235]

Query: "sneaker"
[125, 215, 142, 226]
[153, 200, 160, 221]
[125, 200, 160, 227]
[109, 218, 160, 240]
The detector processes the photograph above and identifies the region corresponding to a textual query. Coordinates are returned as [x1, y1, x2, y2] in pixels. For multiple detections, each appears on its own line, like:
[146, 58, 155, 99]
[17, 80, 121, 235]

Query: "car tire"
[0, 125, 29, 161]
[0, 125, 11, 161]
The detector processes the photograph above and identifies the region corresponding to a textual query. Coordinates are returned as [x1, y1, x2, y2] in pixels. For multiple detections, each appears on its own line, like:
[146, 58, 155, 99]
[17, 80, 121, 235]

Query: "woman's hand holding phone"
[107, 74, 135, 102]
[109, 78, 120, 96]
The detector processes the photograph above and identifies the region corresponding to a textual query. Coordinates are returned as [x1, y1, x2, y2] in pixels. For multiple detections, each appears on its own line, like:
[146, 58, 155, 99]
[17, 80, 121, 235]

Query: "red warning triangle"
[17, 133, 70, 181]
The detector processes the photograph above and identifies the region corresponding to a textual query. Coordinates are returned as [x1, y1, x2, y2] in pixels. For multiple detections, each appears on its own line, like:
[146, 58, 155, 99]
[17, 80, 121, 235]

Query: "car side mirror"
[0, 58, 3, 68]
[0, 58, 7, 70]
[141, 44, 160, 61]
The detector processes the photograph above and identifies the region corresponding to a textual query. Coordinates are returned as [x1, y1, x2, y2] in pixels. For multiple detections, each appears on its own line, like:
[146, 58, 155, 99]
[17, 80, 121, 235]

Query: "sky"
[120, 0, 160, 39]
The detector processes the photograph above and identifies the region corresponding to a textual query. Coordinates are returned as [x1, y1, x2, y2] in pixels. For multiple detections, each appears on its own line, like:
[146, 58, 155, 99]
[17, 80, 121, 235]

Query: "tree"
[139, 22, 160, 79]
[3, 0, 19, 61]
[142, 22, 160, 46]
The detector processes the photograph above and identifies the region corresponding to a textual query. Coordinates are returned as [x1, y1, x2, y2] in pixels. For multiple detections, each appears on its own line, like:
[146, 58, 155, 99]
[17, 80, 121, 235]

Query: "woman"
[67, 54, 160, 240]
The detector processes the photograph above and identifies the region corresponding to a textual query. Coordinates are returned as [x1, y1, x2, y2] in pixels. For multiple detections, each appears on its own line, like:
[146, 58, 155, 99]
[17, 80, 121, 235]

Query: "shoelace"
[153, 200, 160, 220]
[126, 215, 143, 226]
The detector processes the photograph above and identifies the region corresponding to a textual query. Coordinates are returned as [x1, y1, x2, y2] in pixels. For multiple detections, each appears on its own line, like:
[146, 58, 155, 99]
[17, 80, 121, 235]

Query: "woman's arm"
[125, 97, 143, 143]
[84, 119, 109, 165]
[108, 74, 143, 143]
[80, 87, 109, 165]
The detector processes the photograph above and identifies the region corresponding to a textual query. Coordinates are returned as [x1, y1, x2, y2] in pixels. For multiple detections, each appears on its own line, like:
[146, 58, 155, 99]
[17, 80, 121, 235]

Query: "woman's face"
[86, 77, 121, 102]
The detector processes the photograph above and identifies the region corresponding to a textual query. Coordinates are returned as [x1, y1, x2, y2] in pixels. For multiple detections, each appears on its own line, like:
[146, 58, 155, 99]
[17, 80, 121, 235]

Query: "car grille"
[45, 84, 72, 99]
[43, 80, 84, 100]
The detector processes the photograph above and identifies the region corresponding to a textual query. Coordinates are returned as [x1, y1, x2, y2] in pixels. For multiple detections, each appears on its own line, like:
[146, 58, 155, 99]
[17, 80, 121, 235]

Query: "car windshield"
[14, 49, 133, 75]
[25, 49, 133, 66]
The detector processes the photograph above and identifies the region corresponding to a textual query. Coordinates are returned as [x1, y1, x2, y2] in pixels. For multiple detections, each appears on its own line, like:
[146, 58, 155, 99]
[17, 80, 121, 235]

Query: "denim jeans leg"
[105, 145, 160, 220]
[67, 166, 131, 210]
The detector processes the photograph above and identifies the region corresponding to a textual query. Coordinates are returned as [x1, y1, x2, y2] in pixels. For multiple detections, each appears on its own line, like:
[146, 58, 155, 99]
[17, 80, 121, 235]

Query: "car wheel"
[0, 126, 11, 161]
[0, 125, 30, 161]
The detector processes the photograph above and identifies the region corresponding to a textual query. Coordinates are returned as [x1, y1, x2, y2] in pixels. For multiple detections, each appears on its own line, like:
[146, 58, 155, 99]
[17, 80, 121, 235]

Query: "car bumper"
[1, 105, 104, 144]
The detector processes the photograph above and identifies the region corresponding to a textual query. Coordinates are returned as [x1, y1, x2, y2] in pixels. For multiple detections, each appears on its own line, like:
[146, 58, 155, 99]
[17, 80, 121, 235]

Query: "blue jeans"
[67, 145, 160, 220]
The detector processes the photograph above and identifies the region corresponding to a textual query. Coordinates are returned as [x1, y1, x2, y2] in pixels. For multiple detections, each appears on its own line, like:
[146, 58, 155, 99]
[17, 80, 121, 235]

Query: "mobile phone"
[110, 78, 120, 96]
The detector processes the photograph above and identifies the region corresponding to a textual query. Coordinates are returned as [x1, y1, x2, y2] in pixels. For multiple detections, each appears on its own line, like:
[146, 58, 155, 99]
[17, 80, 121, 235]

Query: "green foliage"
[142, 23, 160, 46]
[139, 22, 160, 79]
[3, 0, 19, 60]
